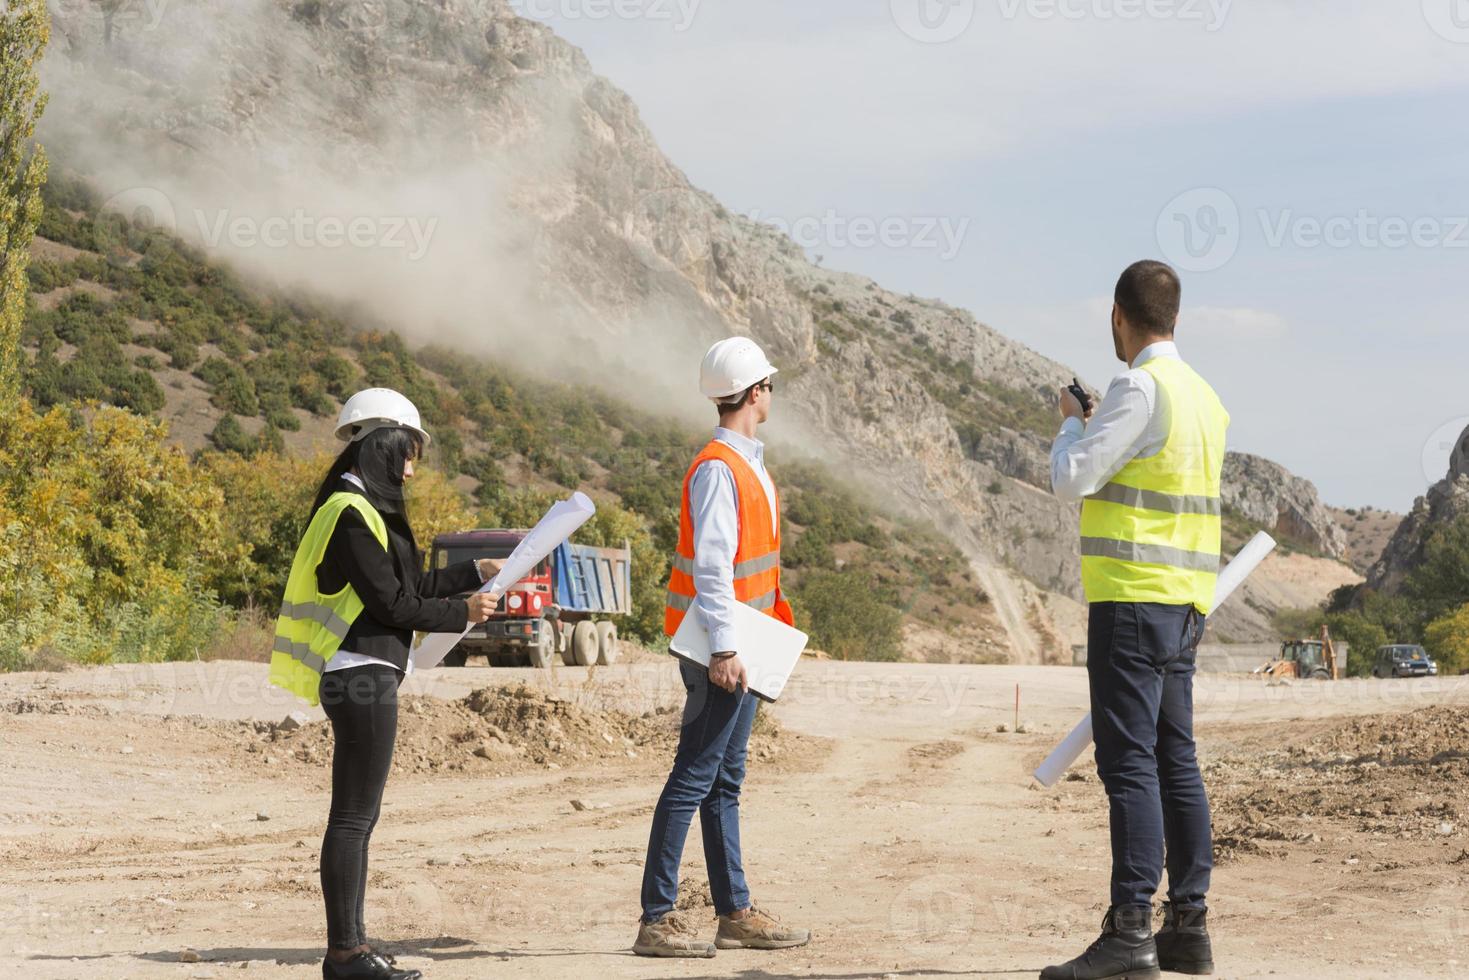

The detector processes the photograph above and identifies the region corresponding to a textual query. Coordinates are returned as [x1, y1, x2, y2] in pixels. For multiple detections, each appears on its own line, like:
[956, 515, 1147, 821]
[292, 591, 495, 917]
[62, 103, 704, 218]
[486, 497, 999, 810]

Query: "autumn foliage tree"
[1, 0, 49, 402]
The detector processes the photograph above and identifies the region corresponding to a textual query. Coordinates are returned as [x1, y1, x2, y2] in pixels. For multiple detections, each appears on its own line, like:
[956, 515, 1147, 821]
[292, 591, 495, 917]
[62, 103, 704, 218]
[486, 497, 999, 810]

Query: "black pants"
[319, 664, 401, 951]
[1087, 601, 1211, 910]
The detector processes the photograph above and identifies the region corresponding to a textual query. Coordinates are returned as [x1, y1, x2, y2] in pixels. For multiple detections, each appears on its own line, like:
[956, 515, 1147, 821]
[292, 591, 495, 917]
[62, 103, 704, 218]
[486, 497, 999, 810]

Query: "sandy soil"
[3, 658, 1468, 979]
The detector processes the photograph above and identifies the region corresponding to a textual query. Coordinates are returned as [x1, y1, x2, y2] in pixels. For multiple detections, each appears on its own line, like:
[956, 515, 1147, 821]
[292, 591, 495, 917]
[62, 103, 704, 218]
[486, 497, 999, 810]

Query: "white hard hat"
[700, 337, 778, 400]
[334, 388, 432, 446]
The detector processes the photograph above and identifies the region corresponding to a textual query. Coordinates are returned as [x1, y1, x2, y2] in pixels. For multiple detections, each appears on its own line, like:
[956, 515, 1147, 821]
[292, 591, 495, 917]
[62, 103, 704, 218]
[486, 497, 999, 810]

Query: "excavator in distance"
[1255, 624, 1341, 681]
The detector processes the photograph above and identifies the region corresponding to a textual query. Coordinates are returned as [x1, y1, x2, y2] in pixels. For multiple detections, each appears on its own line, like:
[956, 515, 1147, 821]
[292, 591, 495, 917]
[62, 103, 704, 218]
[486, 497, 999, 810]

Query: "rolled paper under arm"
[1032, 531, 1278, 788]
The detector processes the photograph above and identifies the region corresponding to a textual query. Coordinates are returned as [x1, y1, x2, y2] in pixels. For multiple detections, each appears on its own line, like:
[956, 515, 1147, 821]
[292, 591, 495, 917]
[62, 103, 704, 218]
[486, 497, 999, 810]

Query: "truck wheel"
[527, 629, 555, 669]
[596, 621, 620, 666]
[572, 620, 599, 667]
[558, 622, 577, 666]
[1309, 667, 1330, 681]
[442, 649, 468, 668]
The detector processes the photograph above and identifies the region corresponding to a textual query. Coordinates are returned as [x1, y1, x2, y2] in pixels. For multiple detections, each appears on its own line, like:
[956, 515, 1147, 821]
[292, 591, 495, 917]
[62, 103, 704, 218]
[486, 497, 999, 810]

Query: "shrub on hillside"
[0, 401, 233, 667]
[793, 569, 903, 662]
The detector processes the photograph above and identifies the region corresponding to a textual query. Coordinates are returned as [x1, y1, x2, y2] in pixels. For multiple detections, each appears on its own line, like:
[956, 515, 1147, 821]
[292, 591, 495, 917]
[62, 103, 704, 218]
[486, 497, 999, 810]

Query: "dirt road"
[3, 657, 1468, 979]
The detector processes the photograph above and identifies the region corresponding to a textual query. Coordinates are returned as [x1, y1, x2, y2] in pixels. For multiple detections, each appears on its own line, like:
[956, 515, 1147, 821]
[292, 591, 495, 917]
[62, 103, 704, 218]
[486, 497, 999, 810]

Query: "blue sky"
[516, 0, 1469, 510]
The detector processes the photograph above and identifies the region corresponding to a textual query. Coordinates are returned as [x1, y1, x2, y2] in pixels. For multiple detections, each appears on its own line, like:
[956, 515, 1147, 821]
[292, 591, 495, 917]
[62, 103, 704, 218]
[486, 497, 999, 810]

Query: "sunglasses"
[755, 379, 775, 393]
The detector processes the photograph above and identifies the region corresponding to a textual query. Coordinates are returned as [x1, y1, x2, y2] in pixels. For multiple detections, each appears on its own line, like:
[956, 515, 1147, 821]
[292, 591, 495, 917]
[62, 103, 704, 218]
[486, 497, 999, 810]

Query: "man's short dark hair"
[1114, 260, 1181, 337]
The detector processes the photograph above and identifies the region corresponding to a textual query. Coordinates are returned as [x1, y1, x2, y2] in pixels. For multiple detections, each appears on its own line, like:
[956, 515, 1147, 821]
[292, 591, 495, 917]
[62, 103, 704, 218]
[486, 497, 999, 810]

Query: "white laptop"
[669, 601, 809, 702]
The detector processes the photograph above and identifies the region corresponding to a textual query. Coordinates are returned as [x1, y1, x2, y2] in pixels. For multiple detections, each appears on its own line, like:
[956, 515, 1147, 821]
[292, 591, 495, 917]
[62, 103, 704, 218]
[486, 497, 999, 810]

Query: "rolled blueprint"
[1032, 531, 1278, 787]
[410, 491, 597, 671]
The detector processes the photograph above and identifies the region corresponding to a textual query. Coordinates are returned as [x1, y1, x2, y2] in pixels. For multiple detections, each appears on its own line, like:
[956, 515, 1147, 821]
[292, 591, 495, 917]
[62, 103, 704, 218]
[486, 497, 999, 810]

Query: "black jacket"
[315, 477, 481, 670]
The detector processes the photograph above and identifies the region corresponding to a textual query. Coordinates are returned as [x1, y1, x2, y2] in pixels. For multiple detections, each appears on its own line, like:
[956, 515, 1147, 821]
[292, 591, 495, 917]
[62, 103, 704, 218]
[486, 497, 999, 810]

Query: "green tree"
[0, 0, 50, 401]
[1405, 515, 1469, 623]
[793, 569, 904, 662]
[1324, 610, 1388, 678]
[1423, 603, 1469, 676]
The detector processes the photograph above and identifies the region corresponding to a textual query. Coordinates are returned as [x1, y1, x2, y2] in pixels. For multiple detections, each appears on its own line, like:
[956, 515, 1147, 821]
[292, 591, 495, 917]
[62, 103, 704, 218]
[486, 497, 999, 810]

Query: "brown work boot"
[632, 911, 716, 958]
[715, 906, 812, 950]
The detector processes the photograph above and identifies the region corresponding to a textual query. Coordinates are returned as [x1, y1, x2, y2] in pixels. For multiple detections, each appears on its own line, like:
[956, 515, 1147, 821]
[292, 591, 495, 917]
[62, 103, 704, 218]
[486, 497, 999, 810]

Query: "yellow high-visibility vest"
[1079, 357, 1230, 615]
[268, 492, 388, 705]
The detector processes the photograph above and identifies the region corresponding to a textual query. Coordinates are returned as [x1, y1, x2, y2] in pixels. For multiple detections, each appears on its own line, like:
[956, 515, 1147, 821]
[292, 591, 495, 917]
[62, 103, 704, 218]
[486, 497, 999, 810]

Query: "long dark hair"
[309, 426, 425, 522]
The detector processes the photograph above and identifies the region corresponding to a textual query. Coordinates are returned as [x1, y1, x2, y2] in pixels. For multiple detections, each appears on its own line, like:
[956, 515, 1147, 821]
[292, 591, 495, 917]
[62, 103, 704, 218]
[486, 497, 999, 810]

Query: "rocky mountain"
[37, 0, 1349, 656]
[1368, 423, 1469, 593]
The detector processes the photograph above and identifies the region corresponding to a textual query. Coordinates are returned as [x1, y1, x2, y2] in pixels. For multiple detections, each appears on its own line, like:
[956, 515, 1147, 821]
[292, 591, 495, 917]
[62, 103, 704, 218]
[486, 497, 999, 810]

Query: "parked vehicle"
[1371, 644, 1436, 679]
[429, 530, 632, 669]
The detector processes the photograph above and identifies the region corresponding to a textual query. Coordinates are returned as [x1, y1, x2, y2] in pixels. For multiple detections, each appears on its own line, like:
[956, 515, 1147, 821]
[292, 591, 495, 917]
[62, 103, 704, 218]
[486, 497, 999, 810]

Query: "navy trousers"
[1087, 601, 1212, 910]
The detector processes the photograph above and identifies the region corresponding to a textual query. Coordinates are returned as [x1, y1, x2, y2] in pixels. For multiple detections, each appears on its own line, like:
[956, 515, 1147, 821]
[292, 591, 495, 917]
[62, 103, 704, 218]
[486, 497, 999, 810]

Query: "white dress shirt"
[688, 427, 779, 655]
[1050, 341, 1180, 502]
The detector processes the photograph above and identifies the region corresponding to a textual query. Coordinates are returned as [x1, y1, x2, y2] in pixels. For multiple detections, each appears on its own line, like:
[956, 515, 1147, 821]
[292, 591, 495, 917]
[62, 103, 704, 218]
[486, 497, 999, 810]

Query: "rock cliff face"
[1221, 453, 1347, 558]
[39, 0, 1347, 654]
[1367, 425, 1469, 593]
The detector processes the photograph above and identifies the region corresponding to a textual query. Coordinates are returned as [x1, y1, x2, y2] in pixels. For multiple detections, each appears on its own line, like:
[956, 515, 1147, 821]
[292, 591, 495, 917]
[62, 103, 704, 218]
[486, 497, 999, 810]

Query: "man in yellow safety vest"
[1043, 260, 1229, 980]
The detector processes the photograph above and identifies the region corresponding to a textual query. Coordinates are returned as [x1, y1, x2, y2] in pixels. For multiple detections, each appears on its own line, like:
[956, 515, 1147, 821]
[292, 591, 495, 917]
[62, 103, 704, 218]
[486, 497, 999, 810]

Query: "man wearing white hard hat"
[633, 338, 811, 958]
[270, 388, 497, 979]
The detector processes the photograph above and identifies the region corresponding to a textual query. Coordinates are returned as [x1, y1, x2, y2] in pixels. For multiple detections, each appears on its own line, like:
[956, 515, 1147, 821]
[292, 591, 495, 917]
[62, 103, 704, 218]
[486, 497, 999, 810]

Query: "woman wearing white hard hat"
[268, 388, 496, 980]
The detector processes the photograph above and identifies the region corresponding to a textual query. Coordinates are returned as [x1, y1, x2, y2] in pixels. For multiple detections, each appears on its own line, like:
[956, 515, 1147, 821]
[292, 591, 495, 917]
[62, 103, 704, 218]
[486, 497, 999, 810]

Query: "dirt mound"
[251, 684, 682, 775]
[248, 683, 817, 776]
[1299, 706, 1469, 764]
[1208, 707, 1469, 862]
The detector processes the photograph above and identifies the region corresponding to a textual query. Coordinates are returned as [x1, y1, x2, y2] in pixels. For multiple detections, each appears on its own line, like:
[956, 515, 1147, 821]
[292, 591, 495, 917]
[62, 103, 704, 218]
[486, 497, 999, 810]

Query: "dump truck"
[1255, 624, 1343, 680]
[428, 530, 632, 669]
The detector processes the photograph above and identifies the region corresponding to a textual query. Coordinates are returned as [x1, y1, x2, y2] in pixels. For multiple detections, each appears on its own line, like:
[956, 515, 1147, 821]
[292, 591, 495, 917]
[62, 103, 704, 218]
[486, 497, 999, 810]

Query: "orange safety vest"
[664, 440, 794, 637]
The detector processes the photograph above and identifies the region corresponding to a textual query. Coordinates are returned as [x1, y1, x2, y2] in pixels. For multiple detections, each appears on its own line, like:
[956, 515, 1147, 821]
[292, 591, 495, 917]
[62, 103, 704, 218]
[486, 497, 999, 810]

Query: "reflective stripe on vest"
[664, 440, 792, 636]
[268, 492, 389, 705]
[1079, 357, 1230, 615]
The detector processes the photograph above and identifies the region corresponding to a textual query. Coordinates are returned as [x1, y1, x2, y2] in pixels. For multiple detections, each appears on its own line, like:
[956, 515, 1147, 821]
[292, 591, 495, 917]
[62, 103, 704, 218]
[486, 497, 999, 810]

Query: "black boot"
[322, 950, 422, 980]
[1156, 902, 1214, 975]
[1040, 905, 1160, 980]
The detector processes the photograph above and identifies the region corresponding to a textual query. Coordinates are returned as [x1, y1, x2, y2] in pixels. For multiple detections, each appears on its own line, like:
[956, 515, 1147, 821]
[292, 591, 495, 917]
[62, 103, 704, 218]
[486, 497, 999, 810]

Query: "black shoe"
[1156, 902, 1214, 975]
[1040, 905, 1160, 980]
[322, 951, 423, 979]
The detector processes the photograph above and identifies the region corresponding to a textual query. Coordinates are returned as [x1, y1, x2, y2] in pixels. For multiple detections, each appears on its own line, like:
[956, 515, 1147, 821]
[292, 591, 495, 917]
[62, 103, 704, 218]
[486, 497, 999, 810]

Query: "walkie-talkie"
[1068, 377, 1093, 414]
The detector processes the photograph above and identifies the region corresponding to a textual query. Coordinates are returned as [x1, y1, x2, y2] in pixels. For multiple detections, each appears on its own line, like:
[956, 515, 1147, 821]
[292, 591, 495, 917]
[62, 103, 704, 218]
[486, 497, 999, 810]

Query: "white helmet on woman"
[334, 388, 432, 446]
[700, 337, 778, 400]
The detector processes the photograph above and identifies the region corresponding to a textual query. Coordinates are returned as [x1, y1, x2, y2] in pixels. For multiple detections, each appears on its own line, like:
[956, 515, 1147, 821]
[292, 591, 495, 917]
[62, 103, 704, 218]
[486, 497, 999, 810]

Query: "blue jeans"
[641, 658, 759, 922]
[1088, 601, 1212, 910]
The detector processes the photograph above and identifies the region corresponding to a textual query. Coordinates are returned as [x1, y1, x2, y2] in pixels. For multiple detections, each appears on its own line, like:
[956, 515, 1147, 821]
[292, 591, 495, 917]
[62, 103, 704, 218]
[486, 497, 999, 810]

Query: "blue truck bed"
[553, 542, 632, 615]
